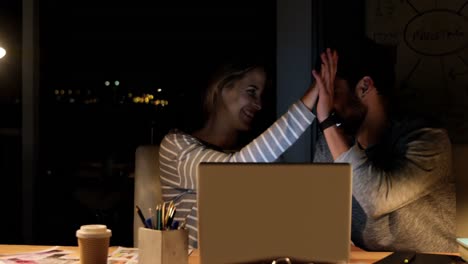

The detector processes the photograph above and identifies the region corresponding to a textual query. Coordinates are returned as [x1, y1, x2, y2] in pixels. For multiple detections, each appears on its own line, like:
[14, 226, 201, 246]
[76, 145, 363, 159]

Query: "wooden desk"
[0, 244, 392, 263]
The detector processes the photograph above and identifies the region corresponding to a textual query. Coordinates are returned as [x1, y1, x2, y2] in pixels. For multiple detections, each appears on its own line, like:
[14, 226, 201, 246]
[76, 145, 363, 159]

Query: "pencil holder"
[138, 227, 188, 264]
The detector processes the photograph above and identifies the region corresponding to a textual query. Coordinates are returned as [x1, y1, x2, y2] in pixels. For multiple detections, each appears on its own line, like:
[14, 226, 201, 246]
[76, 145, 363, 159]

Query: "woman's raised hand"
[312, 48, 338, 122]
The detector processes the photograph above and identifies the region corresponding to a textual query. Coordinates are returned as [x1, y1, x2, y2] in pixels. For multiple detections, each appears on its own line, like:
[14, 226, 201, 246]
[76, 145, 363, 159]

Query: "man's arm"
[322, 125, 351, 160]
[336, 128, 452, 218]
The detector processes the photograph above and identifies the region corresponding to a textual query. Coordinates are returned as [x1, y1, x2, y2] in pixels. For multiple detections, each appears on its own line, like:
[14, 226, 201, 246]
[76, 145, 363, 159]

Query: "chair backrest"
[453, 144, 468, 237]
[133, 145, 163, 246]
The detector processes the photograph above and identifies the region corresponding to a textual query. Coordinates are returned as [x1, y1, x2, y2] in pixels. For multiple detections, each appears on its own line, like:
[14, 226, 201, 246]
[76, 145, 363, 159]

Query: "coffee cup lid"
[76, 224, 112, 239]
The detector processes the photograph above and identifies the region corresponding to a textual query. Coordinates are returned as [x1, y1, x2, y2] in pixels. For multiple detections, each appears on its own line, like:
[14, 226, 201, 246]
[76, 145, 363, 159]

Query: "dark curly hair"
[317, 37, 396, 98]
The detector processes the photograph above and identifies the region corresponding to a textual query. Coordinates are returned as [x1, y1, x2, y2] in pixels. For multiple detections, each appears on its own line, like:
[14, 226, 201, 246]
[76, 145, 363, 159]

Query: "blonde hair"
[202, 63, 264, 122]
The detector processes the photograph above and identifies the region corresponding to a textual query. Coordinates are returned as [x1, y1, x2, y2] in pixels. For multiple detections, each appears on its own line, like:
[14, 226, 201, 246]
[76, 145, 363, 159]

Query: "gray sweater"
[317, 122, 457, 252]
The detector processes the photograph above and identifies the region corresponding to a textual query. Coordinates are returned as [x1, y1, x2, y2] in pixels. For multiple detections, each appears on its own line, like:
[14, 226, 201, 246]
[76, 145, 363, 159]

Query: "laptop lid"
[197, 163, 352, 264]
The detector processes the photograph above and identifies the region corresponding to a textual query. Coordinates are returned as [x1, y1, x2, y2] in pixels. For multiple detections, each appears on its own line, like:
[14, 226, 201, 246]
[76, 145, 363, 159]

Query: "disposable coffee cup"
[76, 224, 112, 264]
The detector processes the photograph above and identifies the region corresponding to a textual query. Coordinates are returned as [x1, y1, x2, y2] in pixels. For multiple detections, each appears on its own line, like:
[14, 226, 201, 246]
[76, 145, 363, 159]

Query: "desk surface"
[0, 244, 393, 264]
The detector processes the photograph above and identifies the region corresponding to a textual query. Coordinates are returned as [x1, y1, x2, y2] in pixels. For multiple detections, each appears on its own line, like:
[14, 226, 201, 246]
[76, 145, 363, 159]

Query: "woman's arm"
[159, 100, 316, 190]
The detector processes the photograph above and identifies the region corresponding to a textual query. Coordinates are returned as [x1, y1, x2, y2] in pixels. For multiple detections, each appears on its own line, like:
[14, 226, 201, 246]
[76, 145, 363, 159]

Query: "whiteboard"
[366, 0, 468, 143]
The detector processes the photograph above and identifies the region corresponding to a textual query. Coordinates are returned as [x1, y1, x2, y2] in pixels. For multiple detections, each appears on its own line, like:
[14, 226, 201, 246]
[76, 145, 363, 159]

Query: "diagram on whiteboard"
[366, 0, 468, 142]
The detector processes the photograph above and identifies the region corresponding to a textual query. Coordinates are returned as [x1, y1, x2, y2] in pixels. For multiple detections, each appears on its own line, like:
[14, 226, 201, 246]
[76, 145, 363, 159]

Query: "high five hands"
[312, 48, 339, 122]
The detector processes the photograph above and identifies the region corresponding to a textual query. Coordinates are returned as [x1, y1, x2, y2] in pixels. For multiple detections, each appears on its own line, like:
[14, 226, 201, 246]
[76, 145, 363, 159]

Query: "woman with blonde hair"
[159, 58, 319, 248]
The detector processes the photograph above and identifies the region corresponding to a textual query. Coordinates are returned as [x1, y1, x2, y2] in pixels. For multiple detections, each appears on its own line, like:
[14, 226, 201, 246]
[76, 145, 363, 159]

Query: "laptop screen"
[197, 163, 352, 263]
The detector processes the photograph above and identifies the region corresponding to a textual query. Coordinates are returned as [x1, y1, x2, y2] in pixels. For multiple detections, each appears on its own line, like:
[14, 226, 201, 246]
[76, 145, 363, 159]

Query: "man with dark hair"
[312, 39, 457, 252]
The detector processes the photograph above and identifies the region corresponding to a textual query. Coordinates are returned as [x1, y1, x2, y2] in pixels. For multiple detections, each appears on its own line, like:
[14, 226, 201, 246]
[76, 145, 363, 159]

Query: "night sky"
[40, 1, 276, 92]
[0, 1, 277, 97]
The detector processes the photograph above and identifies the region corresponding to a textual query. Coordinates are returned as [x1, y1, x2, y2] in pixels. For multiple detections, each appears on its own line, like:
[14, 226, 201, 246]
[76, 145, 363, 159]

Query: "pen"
[166, 208, 176, 229]
[145, 217, 153, 229]
[136, 205, 150, 228]
[148, 208, 154, 229]
[171, 220, 179, 230]
[165, 203, 173, 229]
[158, 205, 163, 230]
[156, 205, 161, 230]
[179, 220, 186, 230]
[161, 203, 166, 229]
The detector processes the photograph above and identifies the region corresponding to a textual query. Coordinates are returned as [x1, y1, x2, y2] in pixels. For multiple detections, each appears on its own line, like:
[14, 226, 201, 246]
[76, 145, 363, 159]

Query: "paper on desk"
[107, 247, 139, 264]
[0, 246, 193, 264]
[0, 246, 137, 264]
[0, 246, 79, 264]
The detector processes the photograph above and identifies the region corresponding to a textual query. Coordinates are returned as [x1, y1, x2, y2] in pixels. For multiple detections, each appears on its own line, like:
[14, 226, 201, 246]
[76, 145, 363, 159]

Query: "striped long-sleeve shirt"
[158, 100, 315, 248]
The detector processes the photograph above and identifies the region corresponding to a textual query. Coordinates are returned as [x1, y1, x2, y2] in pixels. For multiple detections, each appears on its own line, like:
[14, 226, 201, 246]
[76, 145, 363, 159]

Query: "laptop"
[197, 163, 352, 264]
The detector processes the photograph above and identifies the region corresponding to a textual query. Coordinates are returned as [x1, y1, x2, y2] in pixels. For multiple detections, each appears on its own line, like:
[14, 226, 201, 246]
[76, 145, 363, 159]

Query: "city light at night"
[52, 86, 168, 107]
[0, 47, 6, 59]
